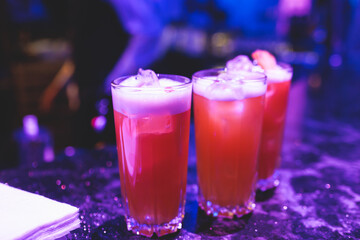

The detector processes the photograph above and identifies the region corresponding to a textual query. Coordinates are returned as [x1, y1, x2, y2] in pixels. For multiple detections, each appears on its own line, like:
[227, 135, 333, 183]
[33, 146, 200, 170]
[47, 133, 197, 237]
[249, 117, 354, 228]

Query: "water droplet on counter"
[283, 205, 288, 210]
[325, 183, 331, 189]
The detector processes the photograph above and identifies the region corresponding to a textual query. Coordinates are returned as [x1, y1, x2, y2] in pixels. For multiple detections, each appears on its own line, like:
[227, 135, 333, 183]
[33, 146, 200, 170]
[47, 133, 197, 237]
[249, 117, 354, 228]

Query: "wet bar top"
[1, 67, 360, 239]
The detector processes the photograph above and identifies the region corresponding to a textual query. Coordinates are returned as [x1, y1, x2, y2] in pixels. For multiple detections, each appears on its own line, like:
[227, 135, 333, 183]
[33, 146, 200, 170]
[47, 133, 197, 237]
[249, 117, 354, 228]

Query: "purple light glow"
[65, 146, 76, 157]
[97, 98, 110, 115]
[91, 116, 107, 132]
[278, 0, 312, 17]
[23, 115, 39, 137]
[43, 146, 54, 162]
[329, 54, 342, 68]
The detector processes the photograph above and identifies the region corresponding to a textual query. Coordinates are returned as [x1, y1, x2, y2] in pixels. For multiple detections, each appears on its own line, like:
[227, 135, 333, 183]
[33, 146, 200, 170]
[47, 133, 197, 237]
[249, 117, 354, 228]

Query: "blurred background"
[1, 0, 360, 169]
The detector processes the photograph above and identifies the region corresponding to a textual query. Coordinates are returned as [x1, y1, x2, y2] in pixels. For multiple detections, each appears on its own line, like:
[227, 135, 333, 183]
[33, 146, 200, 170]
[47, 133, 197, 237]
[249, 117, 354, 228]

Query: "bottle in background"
[14, 115, 54, 168]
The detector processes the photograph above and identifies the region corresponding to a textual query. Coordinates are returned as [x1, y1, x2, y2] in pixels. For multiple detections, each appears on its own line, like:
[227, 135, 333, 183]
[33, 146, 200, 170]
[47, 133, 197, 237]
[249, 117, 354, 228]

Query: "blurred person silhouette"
[103, 0, 184, 93]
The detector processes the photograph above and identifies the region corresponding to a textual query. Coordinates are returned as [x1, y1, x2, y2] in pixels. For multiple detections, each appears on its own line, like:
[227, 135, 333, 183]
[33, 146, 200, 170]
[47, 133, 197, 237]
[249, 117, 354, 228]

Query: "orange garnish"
[251, 50, 277, 70]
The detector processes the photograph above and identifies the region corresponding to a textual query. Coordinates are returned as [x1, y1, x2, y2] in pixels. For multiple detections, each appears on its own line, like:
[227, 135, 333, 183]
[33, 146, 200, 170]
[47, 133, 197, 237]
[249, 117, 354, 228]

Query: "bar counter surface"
[1, 66, 360, 239]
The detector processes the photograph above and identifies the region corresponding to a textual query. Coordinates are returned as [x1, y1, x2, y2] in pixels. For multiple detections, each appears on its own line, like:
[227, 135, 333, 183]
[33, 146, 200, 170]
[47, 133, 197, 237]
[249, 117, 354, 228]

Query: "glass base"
[125, 212, 184, 237]
[198, 193, 255, 219]
[257, 171, 280, 191]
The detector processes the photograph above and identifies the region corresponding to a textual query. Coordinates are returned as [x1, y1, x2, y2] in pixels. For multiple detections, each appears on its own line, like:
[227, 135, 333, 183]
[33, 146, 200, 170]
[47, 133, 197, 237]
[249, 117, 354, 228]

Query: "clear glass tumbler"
[193, 69, 266, 218]
[111, 73, 192, 237]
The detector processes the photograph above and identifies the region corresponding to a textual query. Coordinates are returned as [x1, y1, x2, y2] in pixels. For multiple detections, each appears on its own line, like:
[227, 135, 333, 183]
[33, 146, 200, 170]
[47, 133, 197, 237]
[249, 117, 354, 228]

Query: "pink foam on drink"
[264, 64, 293, 83]
[111, 75, 192, 115]
[226, 55, 292, 84]
[193, 70, 266, 101]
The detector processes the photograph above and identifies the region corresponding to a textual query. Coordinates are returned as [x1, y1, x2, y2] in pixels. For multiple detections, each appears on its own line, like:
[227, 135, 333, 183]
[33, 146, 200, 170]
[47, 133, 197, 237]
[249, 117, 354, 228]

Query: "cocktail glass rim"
[192, 68, 267, 84]
[111, 74, 192, 91]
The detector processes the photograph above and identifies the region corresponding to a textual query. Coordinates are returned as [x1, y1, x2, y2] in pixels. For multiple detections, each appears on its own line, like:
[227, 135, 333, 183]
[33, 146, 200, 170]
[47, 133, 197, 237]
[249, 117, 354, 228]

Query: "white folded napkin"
[0, 183, 80, 240]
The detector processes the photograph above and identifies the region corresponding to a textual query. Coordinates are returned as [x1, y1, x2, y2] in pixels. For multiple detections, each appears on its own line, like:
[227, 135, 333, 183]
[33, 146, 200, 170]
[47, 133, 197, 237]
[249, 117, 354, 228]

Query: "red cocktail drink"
[227, 52, 293, 191]
[257, 64, 293, 190]
[111, 70, 192, 237]
[193, 69, 266, 218]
